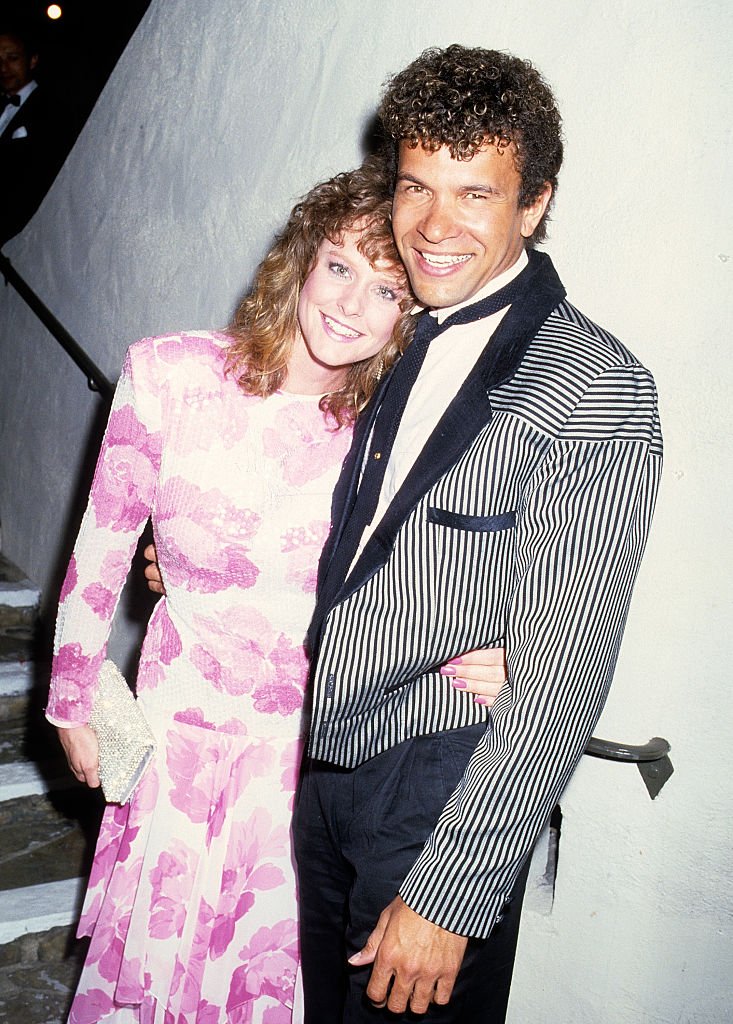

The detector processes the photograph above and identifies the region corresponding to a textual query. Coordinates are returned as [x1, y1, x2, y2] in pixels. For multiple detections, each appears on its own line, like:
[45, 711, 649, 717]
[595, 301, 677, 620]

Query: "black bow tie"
[426, 266, 531, 331]
[1, 94, 21, 113]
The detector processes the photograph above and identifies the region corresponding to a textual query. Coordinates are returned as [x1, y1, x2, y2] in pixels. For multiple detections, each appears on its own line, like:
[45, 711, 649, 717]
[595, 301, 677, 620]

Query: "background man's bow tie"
[0, 94, 22, 112]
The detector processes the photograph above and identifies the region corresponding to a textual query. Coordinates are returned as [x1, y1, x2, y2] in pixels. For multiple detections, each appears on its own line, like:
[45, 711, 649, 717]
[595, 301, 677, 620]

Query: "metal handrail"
[1, 252, 113, 400]
[585, 736, 670, 763]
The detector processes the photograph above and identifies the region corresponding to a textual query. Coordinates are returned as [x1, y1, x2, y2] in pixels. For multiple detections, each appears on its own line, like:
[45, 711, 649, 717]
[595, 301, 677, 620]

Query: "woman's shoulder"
[128, 329, 232, 365]
[125, 330, 234, 386]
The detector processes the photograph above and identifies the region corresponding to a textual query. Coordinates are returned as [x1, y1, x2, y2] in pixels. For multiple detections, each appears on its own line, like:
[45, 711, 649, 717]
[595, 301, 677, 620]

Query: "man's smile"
[418, 251, 473, 268]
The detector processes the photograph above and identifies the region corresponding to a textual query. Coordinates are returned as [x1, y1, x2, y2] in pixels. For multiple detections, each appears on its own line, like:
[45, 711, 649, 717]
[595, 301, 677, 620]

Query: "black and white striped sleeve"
[398, 362, 663, 937]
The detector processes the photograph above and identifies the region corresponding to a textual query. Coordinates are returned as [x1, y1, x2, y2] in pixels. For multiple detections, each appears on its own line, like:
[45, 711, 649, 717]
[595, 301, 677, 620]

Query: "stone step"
[0, 660, 34, 699]
[0, 660, 41, 725]
[0, 555, 94, 1019]
[0, 554, 40, 663]
[0, 553, 40, 617]
[0, 555, 43, 731]
[0, 718, 74, 801]
[0, 627, 37, 675]
[0, 877, 87, 944]
[0, 759, 71, 802]
[0, 780, 100, 1020]
[0, 922, 88, 1024]
[0, 788, 102, 892]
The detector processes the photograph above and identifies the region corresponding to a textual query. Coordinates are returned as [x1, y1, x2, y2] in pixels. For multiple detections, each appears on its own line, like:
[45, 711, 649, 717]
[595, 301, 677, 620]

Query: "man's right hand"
[143, 543, 165, 594]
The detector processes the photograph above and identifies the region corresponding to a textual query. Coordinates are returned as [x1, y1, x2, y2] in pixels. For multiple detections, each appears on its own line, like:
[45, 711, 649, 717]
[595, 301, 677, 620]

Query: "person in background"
[0, 20, 68, 244]
[48, 159, 506, 1024]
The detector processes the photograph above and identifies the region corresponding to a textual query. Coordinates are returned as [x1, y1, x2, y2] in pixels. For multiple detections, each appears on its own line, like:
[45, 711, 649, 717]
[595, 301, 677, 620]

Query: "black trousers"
[293, 726, 530, 1023]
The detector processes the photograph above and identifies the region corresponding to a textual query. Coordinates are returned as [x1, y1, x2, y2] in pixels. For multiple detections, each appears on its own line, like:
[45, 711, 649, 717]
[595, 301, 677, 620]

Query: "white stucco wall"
[0, 1, 730, 1020]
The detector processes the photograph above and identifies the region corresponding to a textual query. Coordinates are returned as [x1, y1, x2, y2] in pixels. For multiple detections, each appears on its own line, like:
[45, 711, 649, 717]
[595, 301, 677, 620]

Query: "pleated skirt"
[67, 711, 304, 1024]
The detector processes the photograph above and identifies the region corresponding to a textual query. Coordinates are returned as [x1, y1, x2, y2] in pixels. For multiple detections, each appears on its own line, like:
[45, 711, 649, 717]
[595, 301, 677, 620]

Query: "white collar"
[11, 79, 38, 105]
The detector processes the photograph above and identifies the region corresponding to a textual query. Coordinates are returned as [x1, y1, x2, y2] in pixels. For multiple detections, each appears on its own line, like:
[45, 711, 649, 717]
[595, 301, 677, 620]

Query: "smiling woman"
[291, 231, 408, 393]
[45, 161, 416, 1024]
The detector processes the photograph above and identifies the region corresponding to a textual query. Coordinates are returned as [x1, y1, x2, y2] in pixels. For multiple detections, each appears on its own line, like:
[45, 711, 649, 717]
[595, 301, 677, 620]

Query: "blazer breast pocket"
[426, 507, 516, 532]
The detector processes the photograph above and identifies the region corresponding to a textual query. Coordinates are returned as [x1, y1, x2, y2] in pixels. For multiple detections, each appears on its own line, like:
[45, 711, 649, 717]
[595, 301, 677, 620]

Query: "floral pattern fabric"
[47, 332, 352, 1023]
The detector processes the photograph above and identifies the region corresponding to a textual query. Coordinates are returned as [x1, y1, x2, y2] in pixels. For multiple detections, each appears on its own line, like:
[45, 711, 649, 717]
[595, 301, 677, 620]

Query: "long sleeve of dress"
[46, 341, 162, 727]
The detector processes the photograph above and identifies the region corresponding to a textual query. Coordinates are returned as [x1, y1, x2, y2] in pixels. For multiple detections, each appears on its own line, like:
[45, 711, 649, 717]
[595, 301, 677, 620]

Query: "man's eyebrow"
[461, 183, 502, 194]
[396, 172, 502, 195]
[395, 172, 428, 187]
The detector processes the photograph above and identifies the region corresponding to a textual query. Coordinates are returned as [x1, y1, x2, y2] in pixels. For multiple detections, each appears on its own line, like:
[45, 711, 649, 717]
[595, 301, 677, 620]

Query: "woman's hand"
[56, 725, 101, 789]
[440, 647, 507, 706]
[143, 542, 165, 595]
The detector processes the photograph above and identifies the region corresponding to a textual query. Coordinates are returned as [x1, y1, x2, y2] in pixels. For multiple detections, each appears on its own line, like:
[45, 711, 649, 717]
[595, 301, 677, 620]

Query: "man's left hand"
[348, 896, 468, 1014]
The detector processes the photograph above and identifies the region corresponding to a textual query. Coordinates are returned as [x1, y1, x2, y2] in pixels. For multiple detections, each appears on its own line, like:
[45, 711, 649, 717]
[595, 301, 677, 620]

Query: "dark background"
[0, 1, 152, 242]
[1, 0, 152, 118]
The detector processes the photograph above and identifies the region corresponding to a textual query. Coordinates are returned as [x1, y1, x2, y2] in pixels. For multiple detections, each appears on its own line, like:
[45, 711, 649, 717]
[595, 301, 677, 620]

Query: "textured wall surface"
[0, 1, 730, 1020]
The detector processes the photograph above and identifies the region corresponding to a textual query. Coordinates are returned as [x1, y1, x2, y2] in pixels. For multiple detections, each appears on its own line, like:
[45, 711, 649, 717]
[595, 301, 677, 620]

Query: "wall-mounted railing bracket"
[636, 753, 674, 799]
[585, 735, 673, 799]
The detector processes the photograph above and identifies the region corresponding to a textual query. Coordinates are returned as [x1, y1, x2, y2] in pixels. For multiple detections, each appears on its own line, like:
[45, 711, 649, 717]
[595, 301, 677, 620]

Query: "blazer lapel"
[316, 371, 391, 582]
[0, 88, 33, 143]
[316, 251, 567, 622]
[0, 109, 20, 143]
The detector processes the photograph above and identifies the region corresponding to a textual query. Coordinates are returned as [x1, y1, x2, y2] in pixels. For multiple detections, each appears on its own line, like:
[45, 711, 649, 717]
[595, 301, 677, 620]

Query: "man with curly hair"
[295, 44, 663, 1022]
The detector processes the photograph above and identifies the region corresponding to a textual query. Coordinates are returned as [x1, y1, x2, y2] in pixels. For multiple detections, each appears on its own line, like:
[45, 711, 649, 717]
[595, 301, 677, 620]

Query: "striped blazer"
[307, 251, 663, 937]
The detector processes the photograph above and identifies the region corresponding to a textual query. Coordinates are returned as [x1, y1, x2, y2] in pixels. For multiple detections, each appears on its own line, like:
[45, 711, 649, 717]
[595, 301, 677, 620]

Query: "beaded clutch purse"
[88, 659, 156, 804]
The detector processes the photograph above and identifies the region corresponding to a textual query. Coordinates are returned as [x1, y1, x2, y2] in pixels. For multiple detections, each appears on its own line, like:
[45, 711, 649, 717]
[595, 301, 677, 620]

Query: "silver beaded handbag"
[88, 659, 156, 804]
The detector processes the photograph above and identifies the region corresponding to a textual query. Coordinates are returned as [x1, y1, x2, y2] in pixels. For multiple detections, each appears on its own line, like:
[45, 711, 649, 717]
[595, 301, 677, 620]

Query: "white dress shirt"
[353, 250, 528, 564]
[0, 79, 37, 136]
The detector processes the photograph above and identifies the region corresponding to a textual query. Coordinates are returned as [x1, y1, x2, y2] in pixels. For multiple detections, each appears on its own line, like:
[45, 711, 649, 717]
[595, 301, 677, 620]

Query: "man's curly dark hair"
[378, 44, 564, 244]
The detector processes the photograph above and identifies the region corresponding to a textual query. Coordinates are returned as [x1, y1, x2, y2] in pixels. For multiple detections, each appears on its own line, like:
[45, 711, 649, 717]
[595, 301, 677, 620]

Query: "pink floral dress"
[46, 331, 353, 1024]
